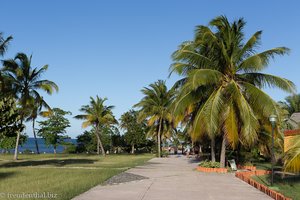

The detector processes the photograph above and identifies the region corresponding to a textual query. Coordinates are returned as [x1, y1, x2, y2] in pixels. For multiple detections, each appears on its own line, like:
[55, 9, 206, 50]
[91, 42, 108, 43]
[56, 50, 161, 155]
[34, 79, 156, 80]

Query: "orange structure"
[284, 129, 300, 152]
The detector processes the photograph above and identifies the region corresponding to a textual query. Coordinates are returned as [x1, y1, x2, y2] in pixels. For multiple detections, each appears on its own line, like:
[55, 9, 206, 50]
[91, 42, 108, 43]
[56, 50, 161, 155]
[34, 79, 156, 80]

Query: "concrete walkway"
[73, 155, 271, 200]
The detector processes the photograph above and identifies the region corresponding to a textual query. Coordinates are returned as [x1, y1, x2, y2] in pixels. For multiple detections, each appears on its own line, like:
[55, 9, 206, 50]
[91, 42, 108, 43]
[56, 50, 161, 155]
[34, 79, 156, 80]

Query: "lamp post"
[269, 114, 277, 186]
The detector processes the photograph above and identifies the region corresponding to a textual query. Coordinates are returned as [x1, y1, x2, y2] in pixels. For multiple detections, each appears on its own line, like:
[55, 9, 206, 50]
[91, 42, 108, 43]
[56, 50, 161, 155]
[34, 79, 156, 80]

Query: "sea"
[1, 138, 77, 154]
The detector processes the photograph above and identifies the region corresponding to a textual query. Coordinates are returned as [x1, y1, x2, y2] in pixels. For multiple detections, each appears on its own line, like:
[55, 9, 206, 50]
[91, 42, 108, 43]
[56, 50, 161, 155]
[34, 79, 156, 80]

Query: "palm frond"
[238, 47, 290, 72]
[192, 86, 223, 139]
[240, 81, 281, 119]
[238, 73, 296, 93]
[238, 31, 262, 59]
[223, 102, 239, 149]
[187, 69, 223, 90]
[284, 135, 300, 173]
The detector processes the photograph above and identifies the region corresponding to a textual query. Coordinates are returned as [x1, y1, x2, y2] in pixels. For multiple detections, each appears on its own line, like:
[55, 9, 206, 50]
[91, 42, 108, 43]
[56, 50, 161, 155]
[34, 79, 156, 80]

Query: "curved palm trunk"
[157, 118, 163, 158]
[14, 118, 23, 160]
[95, 133, 100, 155]
[13, 131, 20, 160]
[32, 119, 40, 154]
[211, 137, 216, 162]
[220, 136, 227, 168]
[96, 125, 105, 156]
[98, 133, 105, 156]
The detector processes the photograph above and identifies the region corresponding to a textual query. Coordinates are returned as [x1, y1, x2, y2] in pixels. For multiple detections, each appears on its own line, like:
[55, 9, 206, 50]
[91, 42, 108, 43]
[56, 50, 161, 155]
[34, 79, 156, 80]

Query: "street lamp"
[269, 114, 277, 186]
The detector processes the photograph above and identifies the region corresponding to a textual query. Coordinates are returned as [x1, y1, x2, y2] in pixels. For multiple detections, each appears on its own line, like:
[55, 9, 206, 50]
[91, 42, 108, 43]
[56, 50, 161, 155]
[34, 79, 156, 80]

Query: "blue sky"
[1, 1, 300, 138]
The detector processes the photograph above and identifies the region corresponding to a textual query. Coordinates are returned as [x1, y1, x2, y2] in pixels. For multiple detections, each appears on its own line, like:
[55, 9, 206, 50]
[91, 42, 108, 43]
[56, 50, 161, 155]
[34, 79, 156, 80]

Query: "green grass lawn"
[0, 153, 154, 200]
[250, 162, 300, 199]
[253, 174, 300, 199]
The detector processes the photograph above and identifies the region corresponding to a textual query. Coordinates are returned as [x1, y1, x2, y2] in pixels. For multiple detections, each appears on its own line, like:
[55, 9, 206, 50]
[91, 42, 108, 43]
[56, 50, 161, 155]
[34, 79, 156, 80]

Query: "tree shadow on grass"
[0, 159, 97, 168]
[0, 172, 17, 180]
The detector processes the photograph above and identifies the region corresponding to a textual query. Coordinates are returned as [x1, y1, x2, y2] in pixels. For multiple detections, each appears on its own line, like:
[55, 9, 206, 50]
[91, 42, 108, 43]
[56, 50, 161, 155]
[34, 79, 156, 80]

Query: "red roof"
[284, 129, 300, 137]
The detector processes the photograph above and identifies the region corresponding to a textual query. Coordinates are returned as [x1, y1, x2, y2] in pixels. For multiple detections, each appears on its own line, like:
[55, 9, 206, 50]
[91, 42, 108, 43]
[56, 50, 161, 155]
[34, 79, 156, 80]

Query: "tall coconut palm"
[26, 96, 52, 154]
[170, 16, 296, 167]
[134, 80, 175, 157]
[2, 53, 58, 160]
[0, 32, 13, 93]
[75, 96, 117, 156]
[0, 32, 12, 56]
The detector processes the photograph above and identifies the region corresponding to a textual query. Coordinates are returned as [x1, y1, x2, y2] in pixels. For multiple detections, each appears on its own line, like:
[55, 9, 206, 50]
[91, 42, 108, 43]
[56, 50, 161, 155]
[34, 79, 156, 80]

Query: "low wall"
[235, 170, 292, 200]
[196, 166, 228, 173]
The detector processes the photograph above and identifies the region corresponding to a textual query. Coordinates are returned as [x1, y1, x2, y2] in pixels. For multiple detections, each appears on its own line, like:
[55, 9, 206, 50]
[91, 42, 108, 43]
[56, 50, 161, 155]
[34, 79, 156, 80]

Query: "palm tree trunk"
[13, 131, 20, 160]
[236, 143, 241, 164]
[131, 144, 135, 154]
[157, 118, 163, 158]
[32, 119, 40, 154]
[98, 133, 105, 156]
[95, 133, 100, 155]
[14, 118, 23, 160]
[211, 137, 216, 162]
[96, 125, 105, 156]
[220, 136, 227, 168]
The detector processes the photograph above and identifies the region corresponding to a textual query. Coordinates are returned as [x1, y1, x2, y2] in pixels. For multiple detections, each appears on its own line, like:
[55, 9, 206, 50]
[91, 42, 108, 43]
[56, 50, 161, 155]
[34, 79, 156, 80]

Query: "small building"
[284, 112, 300, 152]
[287, 112, 300, 129]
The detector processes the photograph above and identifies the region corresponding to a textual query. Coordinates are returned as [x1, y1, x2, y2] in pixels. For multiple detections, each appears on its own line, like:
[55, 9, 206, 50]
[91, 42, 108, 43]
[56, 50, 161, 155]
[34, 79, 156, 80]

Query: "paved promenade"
[73, 155, 271, 200]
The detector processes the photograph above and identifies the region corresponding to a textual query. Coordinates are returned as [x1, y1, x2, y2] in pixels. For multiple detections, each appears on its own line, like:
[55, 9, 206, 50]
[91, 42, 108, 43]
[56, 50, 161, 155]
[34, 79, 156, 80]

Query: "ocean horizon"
[0, 137, 77, 154]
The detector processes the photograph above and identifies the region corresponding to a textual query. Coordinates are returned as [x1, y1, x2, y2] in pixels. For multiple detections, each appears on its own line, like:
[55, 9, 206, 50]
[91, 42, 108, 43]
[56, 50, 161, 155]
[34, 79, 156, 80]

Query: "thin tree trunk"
[33, 119, 40, 154]
[220, 136, 226, 168]
[198, 144, 202, 158]
[54, 146, 57, 155]
[211, 137, 216, 162]
[98, 133, 105, 156]
[14, 119, 23, 160]
[13, 131, 20, 160]
[131, 144, 135, 154]
[96, 125, 105, 156]
[95, 133, 100, 155]
[157, 118, 163, 158]
[236, 143, 240, 165]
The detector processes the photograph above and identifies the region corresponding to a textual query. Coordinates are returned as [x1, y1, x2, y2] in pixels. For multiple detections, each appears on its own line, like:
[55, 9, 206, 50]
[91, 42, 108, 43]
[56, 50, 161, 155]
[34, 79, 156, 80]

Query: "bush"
[243, 161, 254, 166]
[22, 149, 34, 154]
[63, 144, 77, 154]
[198, 160, 221, 168]
[160, 150, 169, 157]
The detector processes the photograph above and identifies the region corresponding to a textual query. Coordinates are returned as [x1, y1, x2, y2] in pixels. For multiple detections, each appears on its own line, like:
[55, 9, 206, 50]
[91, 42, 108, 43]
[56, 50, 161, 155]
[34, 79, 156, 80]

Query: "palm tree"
[280, 94, 300, 115]
[0, 32, 13, 94]
[134, 80, 175, 157]
[0, 32, 12, 56]
[170, 16, 295, 167]
[75, 96, 117, 156]
[26, 96, 52, 154]
[2, 53, 58, 160]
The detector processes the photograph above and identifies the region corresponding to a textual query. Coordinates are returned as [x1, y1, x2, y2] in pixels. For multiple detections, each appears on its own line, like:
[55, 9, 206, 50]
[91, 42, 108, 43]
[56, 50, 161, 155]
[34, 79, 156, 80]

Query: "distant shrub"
[198, 160, 221, 168]
[160, 150, 169, 157]
[63, 144, 77, 154]
[22, 149, 34, 154]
